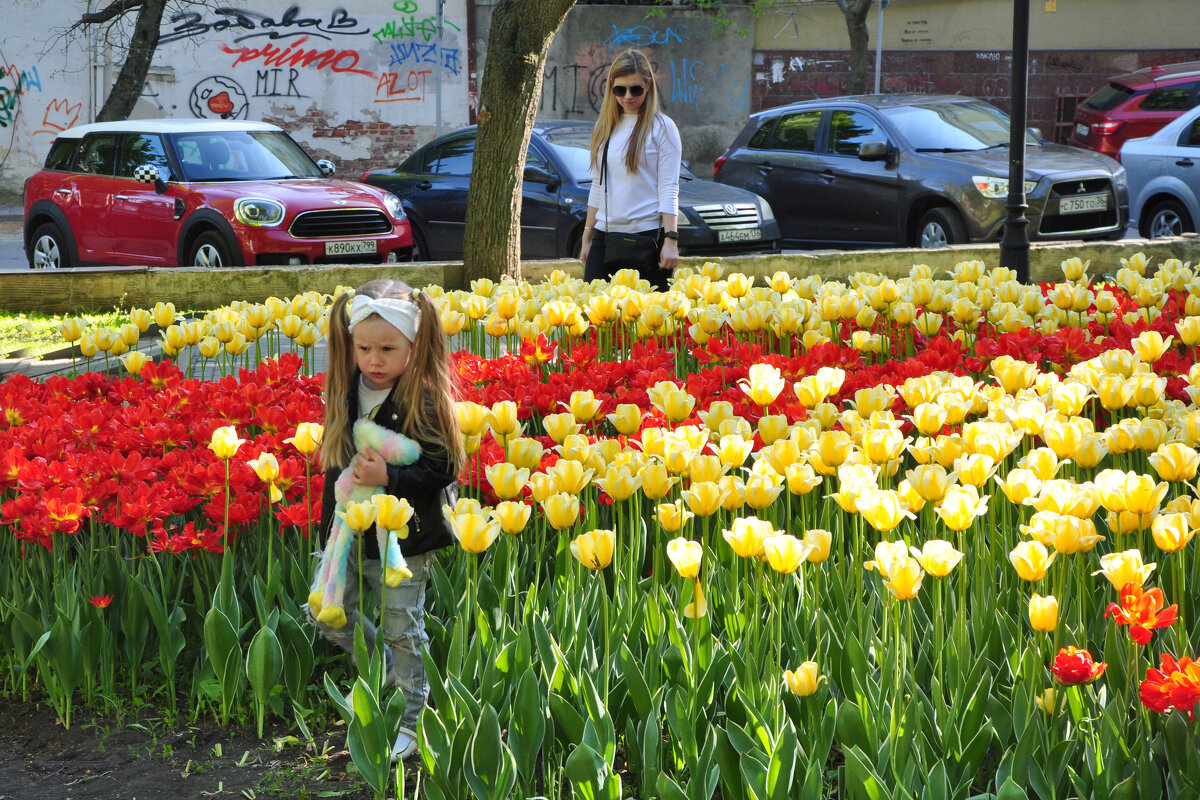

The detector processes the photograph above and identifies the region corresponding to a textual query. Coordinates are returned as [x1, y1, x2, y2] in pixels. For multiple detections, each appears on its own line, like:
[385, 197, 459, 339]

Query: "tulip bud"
[783, 662, 826, 697]
[1028, 593, 1059, 633]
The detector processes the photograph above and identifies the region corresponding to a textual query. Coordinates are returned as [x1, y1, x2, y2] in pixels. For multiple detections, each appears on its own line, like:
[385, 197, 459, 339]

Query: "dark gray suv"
[714, 93, 1129, 249]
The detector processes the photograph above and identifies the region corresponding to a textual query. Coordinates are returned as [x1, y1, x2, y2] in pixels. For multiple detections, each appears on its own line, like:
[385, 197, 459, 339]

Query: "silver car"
[1122, 104, 1200, 238]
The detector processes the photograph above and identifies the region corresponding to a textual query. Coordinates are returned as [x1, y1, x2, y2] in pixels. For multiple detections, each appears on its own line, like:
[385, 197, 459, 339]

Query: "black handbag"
[600, 138, 660, 271]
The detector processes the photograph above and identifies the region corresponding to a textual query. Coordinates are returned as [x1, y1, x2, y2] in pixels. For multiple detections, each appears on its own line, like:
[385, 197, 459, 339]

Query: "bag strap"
[602, 138, 609, 232]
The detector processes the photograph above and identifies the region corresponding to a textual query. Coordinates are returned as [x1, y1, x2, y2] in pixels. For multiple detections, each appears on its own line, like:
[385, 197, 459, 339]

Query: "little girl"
[310, 279, 463, 762]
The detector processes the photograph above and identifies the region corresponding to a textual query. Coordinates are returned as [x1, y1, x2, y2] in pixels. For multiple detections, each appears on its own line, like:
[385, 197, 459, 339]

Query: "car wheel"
[188, 231, 236, 267]
[917, 208, 965, 248]
[410, 225, 429, 262]
[29, 223, 71, 269]
[1142, 198, 1193, 238]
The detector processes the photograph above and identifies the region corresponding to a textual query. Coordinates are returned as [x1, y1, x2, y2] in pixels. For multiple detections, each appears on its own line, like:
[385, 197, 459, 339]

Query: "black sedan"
[714, 93, 1129, 249]
[361, 120, 780, 261]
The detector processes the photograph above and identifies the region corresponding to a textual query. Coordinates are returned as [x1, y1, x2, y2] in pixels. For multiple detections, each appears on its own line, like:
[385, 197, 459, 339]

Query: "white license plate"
[325, 239, 377, 256]
[1059, 194, 1108, 214]
[718, 228, 763, 243]
[1075, 123, 1089, 138]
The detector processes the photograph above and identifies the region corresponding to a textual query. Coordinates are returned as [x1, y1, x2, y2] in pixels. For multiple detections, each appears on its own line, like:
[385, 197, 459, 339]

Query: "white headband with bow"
[347, 296, 420, 342]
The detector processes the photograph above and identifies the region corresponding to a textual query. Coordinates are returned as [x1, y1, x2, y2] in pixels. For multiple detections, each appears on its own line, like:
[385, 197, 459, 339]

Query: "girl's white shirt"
[588, 112, 682, 233]
[357, 377, 392, 419]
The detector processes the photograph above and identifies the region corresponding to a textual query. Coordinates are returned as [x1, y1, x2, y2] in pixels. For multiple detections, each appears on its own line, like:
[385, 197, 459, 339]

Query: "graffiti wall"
[0, 0, 470, 200]
[520, 4, 754, 172]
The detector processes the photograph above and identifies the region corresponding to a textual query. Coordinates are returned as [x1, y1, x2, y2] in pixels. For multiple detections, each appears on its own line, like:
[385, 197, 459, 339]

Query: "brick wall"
[263, 108, 420, 180]
[754, 48, 1200, 143]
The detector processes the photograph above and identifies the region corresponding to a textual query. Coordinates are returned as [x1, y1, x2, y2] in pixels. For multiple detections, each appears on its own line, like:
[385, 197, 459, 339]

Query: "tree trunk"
[95, 0, 167, 122]
[838, 0, 873, 96]
[461, 0, 576, 285]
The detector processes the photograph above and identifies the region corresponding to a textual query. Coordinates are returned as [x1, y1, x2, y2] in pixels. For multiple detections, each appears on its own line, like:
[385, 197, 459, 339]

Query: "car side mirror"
[135, 164, 170, 193]
[1027, 127, 1043, 142]
[317, 159, 336, 177]
[858, 141, 890, 162]
[523, 165, 558, 188]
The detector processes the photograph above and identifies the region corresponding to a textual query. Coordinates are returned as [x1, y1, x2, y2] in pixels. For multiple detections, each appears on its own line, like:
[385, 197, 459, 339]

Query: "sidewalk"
[0, 203, 21, 221]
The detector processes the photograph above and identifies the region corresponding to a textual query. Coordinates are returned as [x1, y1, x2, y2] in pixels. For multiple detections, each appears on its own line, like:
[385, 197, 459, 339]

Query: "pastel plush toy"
[308, 418, 421, 628]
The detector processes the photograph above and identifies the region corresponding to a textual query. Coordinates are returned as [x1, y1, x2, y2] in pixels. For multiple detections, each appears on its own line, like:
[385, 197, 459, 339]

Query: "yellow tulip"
[647, 381, 696, 423]
[372, 494, 414, 534]
[689, 454, 726, 484]
[862, 428, 906, 465]
[1096, 374, 1133, 411]
[991, 355, 1038, 394]
[682, 481, 728, 518]
[801, 528, 832, 563]
[763, 533, 813, 574]
[571, 529, 615, 570]
[491, 501, 532, 535]
[1131, 330, 1173, 363]
[1094, 549, 1155, 591]
[641, 463, 677, 500]
[757, 414, 792, 445]
[566, 390, 604, 423]
[934, 484, 989, 531]
[1177, 316, 1200, 346]
[449, 510, 501, 553]
[1019, 447, 1066, 481]
[910, 402, 947, 436]
[507, 437, 545, 471]
[783, 662, 826, 697]
[209, 425, 244, 460]
[666, 537, 703, 578]
[120, 351, 150, 376]
[456, 401, 490, 437]
[59, 317, 85, 343]
[743, 472, 785, 511]
[1028, 594, 1059, 633]
[722, 516, 773, 559]
[816, 430, 854, 468]
[595, 464, 641, 502]
[740, 363, 786, 406]
[656, 500, 694, 533]
[906, 464, 953, 503]
[716, 434, 753, 469]
[910, 539, 964, 577]
[543, 412, 582, 444]
[1073, 434, 1110, 469]
[882, 557, 925, 600]
[1010, 540, 1056, 581]
[785, 463, 823, 496]
[541, 492, 580, 530]
[285, 422, 323, 455]
[485, 462, 530, 500]
[339, 499, 378, 533]
[1123, 473, 1170, 515]
[954, 453, 999, 488]
[1149, 442, 1200, 482]
[1035, 688, 1063, 716]
[159, 325, 187, 355]
[1041, 514, 1104, 555]
[855, 489, 913, 533]
[1150, 512, 1196, 553]
[719, 475, 747, 511]
[488, 401, 522, 440]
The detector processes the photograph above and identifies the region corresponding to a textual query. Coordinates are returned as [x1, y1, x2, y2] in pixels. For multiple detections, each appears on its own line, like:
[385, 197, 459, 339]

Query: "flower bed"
[3, 255, 1200, 799]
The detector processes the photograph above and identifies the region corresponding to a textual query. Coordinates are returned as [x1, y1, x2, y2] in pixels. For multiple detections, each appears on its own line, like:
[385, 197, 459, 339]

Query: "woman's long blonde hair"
[589, 49, 661, 176]
[321, 279, 464, 474]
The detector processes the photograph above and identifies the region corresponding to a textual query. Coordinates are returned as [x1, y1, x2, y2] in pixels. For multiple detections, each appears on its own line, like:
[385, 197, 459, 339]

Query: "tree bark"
[837, 0, 873, 96]
[462, 0, 576, 285]
[94, 0, 168, 122]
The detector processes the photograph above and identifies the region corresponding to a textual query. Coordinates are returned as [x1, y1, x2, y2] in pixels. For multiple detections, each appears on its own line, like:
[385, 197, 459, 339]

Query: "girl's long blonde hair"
[321, 279, 464, 474]
[589, 49, 661, 176]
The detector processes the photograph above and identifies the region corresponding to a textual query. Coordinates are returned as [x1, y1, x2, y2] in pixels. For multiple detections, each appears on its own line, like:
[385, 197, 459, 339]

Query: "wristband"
[663, 231, 679, 240]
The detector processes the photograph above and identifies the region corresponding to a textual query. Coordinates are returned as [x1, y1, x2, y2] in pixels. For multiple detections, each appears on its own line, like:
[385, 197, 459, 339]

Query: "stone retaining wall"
[3, 236, 1197, 314]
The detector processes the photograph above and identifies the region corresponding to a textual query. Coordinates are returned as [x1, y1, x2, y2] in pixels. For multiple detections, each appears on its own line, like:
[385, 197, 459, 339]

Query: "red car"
[1069, 61, 1200, 160]
[23, 119, 412, 268]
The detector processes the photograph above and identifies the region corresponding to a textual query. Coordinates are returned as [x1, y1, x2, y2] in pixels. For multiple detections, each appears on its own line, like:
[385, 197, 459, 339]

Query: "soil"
[0, 694, 411, 800]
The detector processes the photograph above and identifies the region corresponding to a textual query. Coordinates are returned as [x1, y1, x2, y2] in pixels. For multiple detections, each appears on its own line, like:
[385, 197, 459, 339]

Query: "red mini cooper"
[23, 119, 412, 268]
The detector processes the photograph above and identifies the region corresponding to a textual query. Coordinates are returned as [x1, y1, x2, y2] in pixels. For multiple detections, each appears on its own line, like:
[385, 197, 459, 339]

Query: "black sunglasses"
[611, 84, 646, 98]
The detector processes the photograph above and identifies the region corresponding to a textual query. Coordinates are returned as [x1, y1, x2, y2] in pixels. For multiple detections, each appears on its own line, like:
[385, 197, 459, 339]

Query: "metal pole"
[435, 0, 445, 135]
[999, 0, 1031, 282]
[874, 0, 888, 94]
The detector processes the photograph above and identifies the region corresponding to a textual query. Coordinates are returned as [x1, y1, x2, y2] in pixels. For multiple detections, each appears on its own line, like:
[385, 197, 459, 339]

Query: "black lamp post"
[999, 0, 1031, 282]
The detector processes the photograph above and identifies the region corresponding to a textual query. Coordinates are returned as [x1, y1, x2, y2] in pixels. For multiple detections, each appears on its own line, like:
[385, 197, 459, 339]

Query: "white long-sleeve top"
[587, 112, 681, 233]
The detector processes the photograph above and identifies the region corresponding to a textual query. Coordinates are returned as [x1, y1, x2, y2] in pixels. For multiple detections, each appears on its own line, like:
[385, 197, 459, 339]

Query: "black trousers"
[583, 228, 671, 292]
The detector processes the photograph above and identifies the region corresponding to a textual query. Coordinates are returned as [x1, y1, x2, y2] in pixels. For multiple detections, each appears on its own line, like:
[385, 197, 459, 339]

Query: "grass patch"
[0, 309, 129, 359]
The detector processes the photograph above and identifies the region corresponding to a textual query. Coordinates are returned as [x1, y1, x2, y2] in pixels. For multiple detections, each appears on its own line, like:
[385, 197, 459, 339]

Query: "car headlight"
[972, 175, 1038, 199]
[234, 198, 285, 226]
[1112, 166, 1127, 190]
[759, 199, 776, 223]
[384, 192, 406, 221]
[677, 209, 694, 228]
